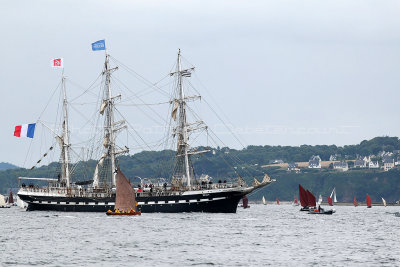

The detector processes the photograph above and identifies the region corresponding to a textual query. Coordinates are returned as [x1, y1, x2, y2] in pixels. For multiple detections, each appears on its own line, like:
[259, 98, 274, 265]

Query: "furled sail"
[171, 100, 179, 121]
[100, 100, 107, 115]
[114, 168, 136, 212]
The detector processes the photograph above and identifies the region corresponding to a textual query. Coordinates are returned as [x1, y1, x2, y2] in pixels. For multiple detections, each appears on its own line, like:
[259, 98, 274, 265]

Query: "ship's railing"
[18, 184, 114, 198]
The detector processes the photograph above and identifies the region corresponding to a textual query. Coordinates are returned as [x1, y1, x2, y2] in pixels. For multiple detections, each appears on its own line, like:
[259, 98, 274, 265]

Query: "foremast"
[93, 52, 128, 188]
[171, 49, 209, 188]
[60, 69, 71, 187]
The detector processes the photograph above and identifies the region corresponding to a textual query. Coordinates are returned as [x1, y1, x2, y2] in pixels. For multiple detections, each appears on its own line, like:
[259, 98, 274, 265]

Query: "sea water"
[1, 205, 400, 266]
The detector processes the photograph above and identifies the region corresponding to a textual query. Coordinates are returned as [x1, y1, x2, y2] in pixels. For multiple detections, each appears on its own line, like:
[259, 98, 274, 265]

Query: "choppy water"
[1, 204, 400, 266]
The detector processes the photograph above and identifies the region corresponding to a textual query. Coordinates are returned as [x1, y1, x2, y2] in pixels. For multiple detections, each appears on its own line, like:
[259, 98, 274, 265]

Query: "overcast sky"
[1, 0, 400, 166]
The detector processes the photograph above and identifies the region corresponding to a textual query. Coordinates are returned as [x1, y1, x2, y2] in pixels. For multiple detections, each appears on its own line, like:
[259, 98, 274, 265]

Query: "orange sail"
[366, 194, 372, 208]
[114, 168, 137, 212]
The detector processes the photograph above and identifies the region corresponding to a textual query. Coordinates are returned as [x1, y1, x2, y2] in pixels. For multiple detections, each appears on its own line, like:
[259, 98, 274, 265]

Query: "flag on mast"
[14, 123, 36, 138]
[51, 58, 64, 68]
[92, 40, 106, 51]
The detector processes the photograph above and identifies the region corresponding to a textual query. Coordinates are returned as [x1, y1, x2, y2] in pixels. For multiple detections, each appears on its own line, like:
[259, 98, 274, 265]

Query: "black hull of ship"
[18, 190, 245, 213]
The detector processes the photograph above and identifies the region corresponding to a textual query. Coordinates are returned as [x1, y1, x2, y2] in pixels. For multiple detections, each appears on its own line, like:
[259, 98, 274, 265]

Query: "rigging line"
[118, 101, 170, 106]
[189, 75, 247, 148]
[111, 76, 167, 124]
[37, 80, 62, 120]
[109, 56, 171, 98]
[121, 74, 172, 100]
[114, 108, 153, 151]
[69, 74, 102, 102]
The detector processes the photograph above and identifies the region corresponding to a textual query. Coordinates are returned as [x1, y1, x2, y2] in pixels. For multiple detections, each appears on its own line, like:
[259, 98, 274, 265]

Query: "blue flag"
[92, 40, 106, 51]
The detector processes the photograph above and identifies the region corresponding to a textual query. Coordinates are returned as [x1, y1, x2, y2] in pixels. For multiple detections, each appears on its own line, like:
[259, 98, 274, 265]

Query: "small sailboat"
[382, 197, 387, 207]
[307, 190, 335, 215]
[318, 194, 323, 205]
[276, 197, 279, 205]
[0, 194, 10, 208]
[241, 195, 250, 209]
[299, 184, 310, 211]
[354, 196, 358, 207]
[106, 168, 141, 216]
[328, 188, 337, 206]
[366, 194, 372, 208]
[293, 196, 299, 206]
[262, 196, 266, 205]
[8, 186, 15, 206]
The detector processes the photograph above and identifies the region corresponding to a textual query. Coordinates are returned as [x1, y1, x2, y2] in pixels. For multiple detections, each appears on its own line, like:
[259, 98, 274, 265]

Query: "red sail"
[299, 185, 309, 207]
[354, 196, 357, 207]
[366, 194, 372, 208]
[327, 197, 333, 206]
[294, 196, 298, 204]
[115, 168, 137, 212]
[8, 186, 14, 204]
[242, 196, 249, 208]
[306, 190, 316, 207]
[276, 197, 279, 205]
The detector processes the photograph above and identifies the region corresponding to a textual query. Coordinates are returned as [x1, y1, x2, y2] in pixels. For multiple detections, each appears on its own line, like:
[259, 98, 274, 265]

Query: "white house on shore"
[333, 161, 349, 172]
[369, 161, 379, 169]
[308, 155, 321, 169]
[383, 157, 395, 171]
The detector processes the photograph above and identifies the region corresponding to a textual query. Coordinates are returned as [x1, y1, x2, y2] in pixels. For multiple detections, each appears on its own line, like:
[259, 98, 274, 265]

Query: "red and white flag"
[51, 58, 64, 68]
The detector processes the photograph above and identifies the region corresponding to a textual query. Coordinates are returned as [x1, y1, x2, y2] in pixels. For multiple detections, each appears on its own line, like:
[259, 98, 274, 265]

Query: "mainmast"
[61, 70, 71, 187]
[171, 49, 209, 188]
[98, 53, 128, 187]
[177, 49, 192, 187]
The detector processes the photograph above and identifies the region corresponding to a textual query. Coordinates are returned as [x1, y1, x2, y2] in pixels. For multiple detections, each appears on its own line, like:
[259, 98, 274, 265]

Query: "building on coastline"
[383, 157, 395, 171]
[287, 163, 300, 173]
[369, 161, 380, 169]
[308, 155, 321, 169]
[354, 159, 367, 168]
[333, 161, 349, 172]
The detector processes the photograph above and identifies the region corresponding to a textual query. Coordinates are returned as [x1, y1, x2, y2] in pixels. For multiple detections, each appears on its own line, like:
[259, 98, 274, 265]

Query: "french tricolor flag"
[14, 123, 36, 138]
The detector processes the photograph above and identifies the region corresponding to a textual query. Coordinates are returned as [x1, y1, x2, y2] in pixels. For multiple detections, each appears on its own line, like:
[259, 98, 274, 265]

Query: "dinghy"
[106, 168, 141, 216]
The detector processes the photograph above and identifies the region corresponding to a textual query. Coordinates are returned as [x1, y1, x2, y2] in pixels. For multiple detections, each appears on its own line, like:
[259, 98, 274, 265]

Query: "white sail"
[382, 197, 387, 207]
[0, 194, 6, 207]
[262, 196, 266, 205]
[318, 194, 323, 205]
[16, 196, 27, 209]
[330, 188, 337, 203]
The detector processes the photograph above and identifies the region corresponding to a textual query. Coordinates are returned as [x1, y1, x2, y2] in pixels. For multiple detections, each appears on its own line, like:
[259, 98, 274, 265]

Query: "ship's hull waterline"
[18, 189, 247, 213]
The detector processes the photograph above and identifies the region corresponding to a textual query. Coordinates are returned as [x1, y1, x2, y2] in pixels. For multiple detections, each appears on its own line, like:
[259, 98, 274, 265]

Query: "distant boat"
[8, 185, 14, 206]
[293, 196, 299, 206]
[241, 195, 250, 209]
[299, 184, 310, 211]
[366, 194, 372, 208]
[382, 197, 387, 207]
[106, 168, 141, 216]
[354, 196, 358, 207]
[318, 194, 323, 205]
[262, 196, 266, 205]
[0, 194, 10, 208]
[276, 197, 279, 205]
[328, 188, 337, 206]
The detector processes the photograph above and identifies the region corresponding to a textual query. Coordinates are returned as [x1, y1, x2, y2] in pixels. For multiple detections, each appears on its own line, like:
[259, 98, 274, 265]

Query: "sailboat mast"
[104, 53, 117, 187]
[177, 49, 192, 187]
[61, 69, 71, 186]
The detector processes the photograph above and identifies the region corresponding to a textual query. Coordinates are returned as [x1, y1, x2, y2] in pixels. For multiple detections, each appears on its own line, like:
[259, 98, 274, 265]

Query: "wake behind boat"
[17, 43, 274, 213]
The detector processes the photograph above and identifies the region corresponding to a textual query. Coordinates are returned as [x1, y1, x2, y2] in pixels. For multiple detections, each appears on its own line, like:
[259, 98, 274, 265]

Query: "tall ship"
[17, 45, 274, 213]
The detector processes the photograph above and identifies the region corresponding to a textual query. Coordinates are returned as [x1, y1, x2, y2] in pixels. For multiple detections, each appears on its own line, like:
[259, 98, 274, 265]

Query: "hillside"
[0, 162, 18, 171]
[1, 136, 399, 200]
